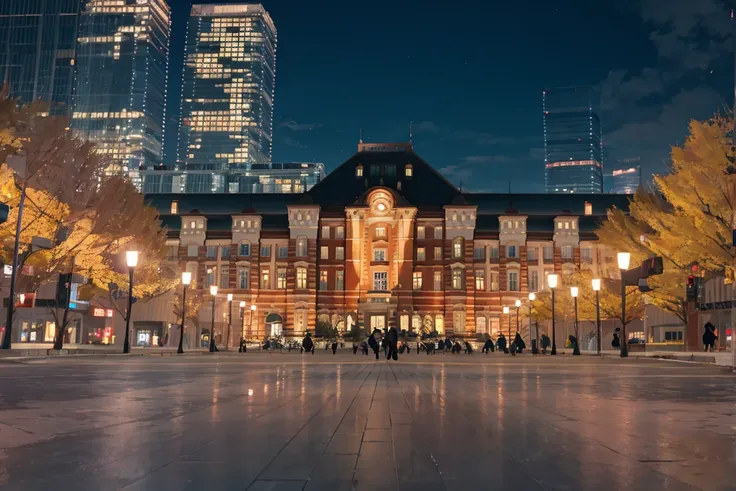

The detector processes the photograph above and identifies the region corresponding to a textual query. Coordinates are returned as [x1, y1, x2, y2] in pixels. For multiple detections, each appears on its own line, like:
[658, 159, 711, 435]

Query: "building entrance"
[370, 315, 386, 332]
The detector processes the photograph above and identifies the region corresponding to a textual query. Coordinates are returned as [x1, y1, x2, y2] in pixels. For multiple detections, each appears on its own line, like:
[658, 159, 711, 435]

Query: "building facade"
[176, 3, 277, 181]
[0, 0, 81, 115]
[146, 143, 631, 346]
[71, 0, 171, 186]
[543, 86, 603, 194]
[141, 162, 325, 194]
[611, 166, 641, 194]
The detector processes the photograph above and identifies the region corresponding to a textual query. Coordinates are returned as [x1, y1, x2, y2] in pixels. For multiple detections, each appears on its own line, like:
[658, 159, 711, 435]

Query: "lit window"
[320, 246, 329, 259]
[417, 226, 425, 239]
[413, 272, 422, 290]
[374, 248, 387, 261]
[296, 268, 307, 289]
[277, 269, 287, 289]
[477, 317, 487, 335]
[319, 271, 328, 290]
[453, 238, 463, 258]
[452, 269, 463, 290]
[375, 227, 386, 238]
[417, 247, 425, 261]
[321, 226, 330, 238]
[336, 226, 345, 239]
[261, 269, 270, 289]
[356, 164, 363, 177]
[433, 271, 442, 290]
[296, 237, 307, 257]
[335, 247, 344, 260]
[170, 201, 178, 214]
[434, 227, 443, 239]
[475, 270, 485, 290]
[335, 270, 344, 290]
[490, 271, 499, 291]
[373, 272, 388, 291]
[434, 247, 442, 260]
[405, 164, 413, 177]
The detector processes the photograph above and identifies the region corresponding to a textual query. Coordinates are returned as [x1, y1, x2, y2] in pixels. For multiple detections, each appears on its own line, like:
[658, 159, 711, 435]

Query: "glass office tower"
[0, 0, 81, 115]
[71, 0, 170, 185]
[177, 3, 277, 193]
[543, 86, 603, 193]
[611, 166, 641, 194]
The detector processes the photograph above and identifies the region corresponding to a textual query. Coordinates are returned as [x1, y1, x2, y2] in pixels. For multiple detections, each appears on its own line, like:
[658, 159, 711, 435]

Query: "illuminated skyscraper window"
[71, 0, 171, 186]
[177, 3, 277, 179]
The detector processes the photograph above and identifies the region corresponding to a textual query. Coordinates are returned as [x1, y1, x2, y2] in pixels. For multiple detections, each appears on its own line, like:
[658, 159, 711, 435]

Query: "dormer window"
[170, 201, 178, 214]
[405, 164, 413, 178]
[356, 164, 363, 177]
[584, 202, 592, 216]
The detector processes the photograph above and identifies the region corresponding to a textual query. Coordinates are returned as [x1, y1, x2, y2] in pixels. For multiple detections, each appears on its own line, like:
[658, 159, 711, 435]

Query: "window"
[584, 202, 592, 215]
[296, 268, 307, 289]
[506, 245, 518, 258]
[557, 222, 563, 229]
[219, 266, 229, 288]
[529, 270, 539, 291]
[261, 245, 271, 257]
[335, 270, 344, 290]
[490, 247, 499, 259]
[278, 246, 288, 258]
[454, 311, 466, 333]
[206, 245, 217, 259]
[261, 269, 270, 289]
[452, 269, 463, 290]
[435, 314, 444, 334]
[417, 226, 425, 239]
[400, 314, 409, 332]
[356, 164, 363, 177]
[453, 238, 463, 258]
[373, 248, 387, 261]
[375, 227, 386, 238]
[220, 246, 230, 259]
[417, 247, 426, 261]
[434, 271, 442, 290]
[205, 268, 215, 288]
[475, 270, 485, 290]
[277, 269, 287, 289]
[166, 245, 178, 261]
[477, 317, 487, 335]
[336, 226, 345, 239]
[434, 227, 443, 239]
[319, 271, 328, 290]
[320, 246, 329, 259]
[187, 245, 198, 257]
[296, 237, 307, 257]
[543, 246, 554, 261]
[335, 247, 344, 260]
[412, 315, 421, 332]
[239, 242, 250, 256]
[405, 164, 413, 177]
[170, 201, 178, 214]
[413, 272, 422, 290]
[528, 247, 538, 261]
[434, 247, 442, 260]
[321, 226, 330, 238]
[490, 271, 499, 291]
[508, 271, 519, 291]
[581, 248, 592, 264]
[238, 269, 249, 289]
[474, 247, 485, 260]
[373, 272, 388, 291]
[561, 246, 573, 260]
[490, 317, 500, 336]
[664, 331, 683, 341]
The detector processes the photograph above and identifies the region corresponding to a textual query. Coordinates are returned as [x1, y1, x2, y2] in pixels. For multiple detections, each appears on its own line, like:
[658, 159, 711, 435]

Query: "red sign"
[92, 308, 114, 318]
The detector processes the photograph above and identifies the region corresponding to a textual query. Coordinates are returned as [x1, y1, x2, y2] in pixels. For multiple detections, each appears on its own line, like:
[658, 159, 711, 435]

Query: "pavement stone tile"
[324, 433, 363, 455]
[247, 480, 307, 491]
[363, 428, 392, 442]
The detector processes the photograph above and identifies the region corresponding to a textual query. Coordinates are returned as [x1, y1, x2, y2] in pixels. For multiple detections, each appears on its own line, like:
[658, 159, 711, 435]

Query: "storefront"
[133, 321, 166, 347]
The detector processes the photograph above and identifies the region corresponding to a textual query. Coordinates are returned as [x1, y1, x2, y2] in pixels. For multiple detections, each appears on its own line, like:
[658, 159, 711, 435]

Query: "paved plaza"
[0, 352, 733, 491]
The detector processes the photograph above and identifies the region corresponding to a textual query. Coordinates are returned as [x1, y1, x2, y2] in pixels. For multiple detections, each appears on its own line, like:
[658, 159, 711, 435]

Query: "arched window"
[296, 237, 308, 257]
[435, 314, 444, 334]
[239, 240, 250, 256]
[476, 316, 487, 335]
[453, 237, 463, 258]
[356, 164, 363, 177]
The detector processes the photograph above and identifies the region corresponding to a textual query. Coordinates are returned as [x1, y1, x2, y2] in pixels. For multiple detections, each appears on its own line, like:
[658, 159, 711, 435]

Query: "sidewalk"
[573, 348, 734, 367]
[0, 344, 210, 362]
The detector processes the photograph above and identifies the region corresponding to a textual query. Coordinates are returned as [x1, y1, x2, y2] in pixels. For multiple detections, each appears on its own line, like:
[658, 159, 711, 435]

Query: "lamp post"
[249, 304, 257, 339]
[618, 252, 631, 358]
[592, 278, 601, 355]
[209, 285, 218, 352]
[122, 250, 138, 354]
[226, 293, 233, 351]
[177, 271, 192, 354]
[548, 274, 558, 355]
[529, 292, 537, 354]
[502, 306, 510, 342]
[514, 299, 521, 339]
[571, 286, 580, 355]
[239, 300, 246, 352]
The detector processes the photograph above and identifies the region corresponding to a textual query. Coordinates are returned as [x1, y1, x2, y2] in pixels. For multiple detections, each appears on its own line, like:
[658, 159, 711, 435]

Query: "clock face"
[369, 190, 392, 215]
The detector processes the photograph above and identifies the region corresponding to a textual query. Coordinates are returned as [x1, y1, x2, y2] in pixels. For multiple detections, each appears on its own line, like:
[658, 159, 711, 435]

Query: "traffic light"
[686, 275, 696, 301]
[640, 256, 664, 276]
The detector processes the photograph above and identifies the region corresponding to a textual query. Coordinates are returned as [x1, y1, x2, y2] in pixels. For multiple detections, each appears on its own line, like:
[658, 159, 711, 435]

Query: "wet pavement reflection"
[0, 354, 733, 490]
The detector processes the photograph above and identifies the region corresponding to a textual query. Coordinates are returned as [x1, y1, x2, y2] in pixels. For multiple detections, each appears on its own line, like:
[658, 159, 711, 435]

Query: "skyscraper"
[71, 0, 171, 185]
[543, 86, 603, 193]
[176, 3, 276, 193]
[0, 0, 82, 115]
[611, 166, 641, 194]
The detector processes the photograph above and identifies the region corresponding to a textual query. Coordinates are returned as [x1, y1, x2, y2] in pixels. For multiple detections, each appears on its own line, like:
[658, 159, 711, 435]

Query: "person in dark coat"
[514, 333, 526, 354]
[611, 331, 621, 349]
[302, 333, 314, 354]
[444, 338, 452, 351]
[567, 335, 578, 354]
[482, 338, 495, 354]
[368, 331, 380, 359]
[387, 326, 399, 360]
[703, 322, 717, 352]
[352, 343, 358, 354]
[331, 340, 338, 354]
[497, 333, 507, 353]
[464, 341, 473, 354]
[541, 334, 550, 354]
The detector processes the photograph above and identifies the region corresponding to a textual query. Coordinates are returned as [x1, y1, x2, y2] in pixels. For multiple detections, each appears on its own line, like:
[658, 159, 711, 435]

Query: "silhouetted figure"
[331, 340, 338, 354]
[352, 343, 358, 354]
[497, 334, 508, 353]
[703, 322, 717, 352]
[368, 331, 380, 360]
[387, 326, 399, 361]
[482, 338, 495, 354]
[464, 341, 473, 354]
[612, 332, 621, 349]
[445, 338, 452, 351]
[302, 333, 314, 354]
[541, 334, 550, 354]
[514, 332, 526, 354]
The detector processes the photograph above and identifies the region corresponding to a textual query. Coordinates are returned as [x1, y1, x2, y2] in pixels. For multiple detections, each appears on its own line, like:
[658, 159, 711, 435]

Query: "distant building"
[70, 0, 171, 186]
[0, 0, 81, 115]
[543, 86, 603, 194]
[611, 166, 641, 194]
[140, 162, 325, 194]
[176, 3, 277, 177]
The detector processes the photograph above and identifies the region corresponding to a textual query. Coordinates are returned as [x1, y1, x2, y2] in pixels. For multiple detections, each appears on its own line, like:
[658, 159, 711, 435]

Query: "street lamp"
[226, 293, 233, 351]
[249, 304, 257, 339]
[529, 292, 537, 354]
[570, 286, 580, 355]
[177, 271, 192, 354]
[239, 300, 246, 352]
[502, 306, 510, 350]
[209, 285, 218, 353]
[123, 250, 138, 354]
[548, 273, 558, 355]
[617, 252, 631, 358]
[592, 278, 601, 355]
[514, 299, 521, 337]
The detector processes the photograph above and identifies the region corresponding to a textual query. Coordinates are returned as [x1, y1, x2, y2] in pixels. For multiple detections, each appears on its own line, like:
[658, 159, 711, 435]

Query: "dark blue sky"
[166, 0, 733, 192]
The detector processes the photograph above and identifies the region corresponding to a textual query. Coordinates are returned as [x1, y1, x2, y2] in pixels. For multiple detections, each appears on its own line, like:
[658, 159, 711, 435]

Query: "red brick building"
[149, 142, 629, 345]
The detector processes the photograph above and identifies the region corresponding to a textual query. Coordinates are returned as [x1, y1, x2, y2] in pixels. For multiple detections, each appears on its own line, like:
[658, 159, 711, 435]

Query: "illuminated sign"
[545, 160, 601, 169]
[3, 265, 12, 275]
[92, 308, 114, 318]
[612, 168, 638, 176]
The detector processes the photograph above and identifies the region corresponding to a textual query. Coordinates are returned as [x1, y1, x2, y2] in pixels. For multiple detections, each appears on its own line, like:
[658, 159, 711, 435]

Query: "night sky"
[165, 0, 733, 192]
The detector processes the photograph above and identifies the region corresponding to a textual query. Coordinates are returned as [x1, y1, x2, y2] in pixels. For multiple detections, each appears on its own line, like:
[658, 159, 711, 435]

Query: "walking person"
[703, 322, 717, 352]
[302, 332, 314, 355]
[387, 326, 399, 361]
[331, 339, 338, 355]
[368, 330, 380, 360]
[482, 337, 495, 354]
[514, 332, 526, 354]
[497, 333, 507, 354]
[541, 334, 550, 354]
